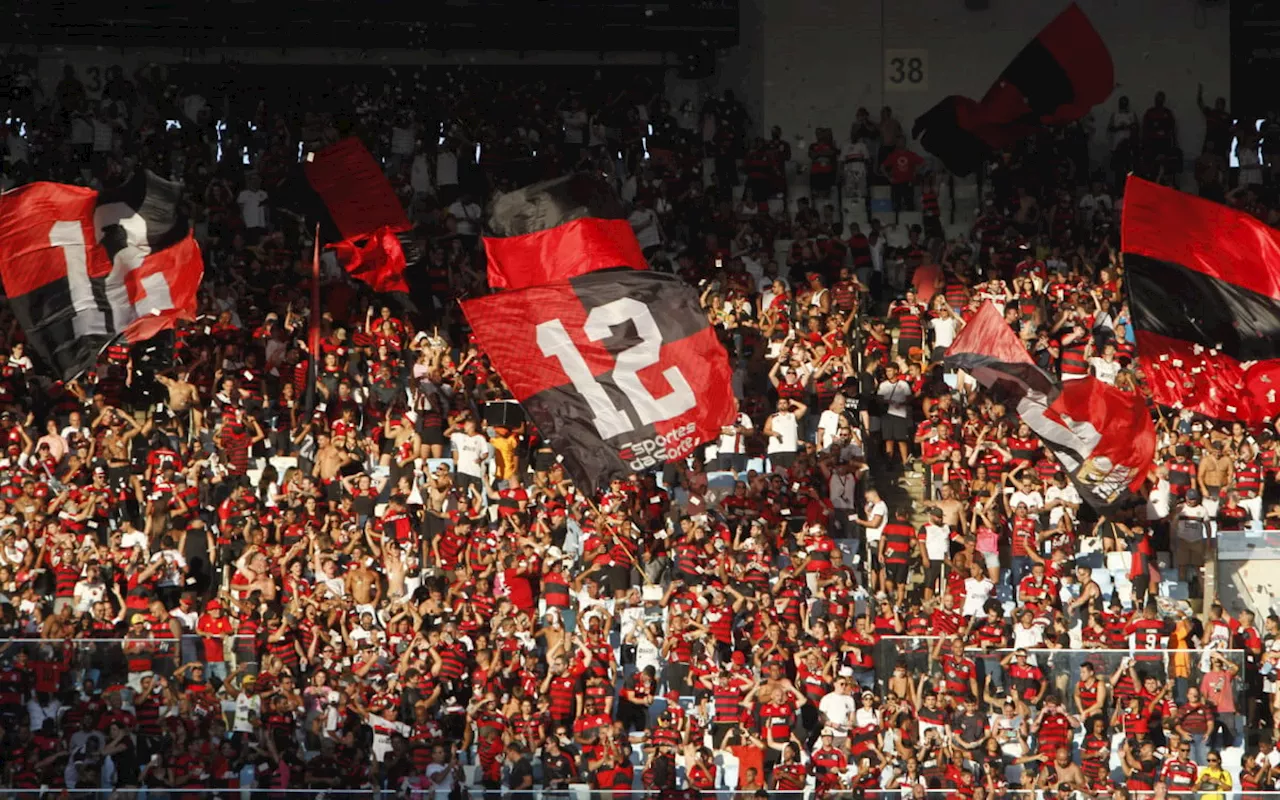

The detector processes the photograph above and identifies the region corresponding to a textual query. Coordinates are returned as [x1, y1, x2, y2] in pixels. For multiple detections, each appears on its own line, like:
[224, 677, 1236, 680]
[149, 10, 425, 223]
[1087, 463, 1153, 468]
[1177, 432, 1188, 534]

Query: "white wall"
[708, 0, 1229, 161]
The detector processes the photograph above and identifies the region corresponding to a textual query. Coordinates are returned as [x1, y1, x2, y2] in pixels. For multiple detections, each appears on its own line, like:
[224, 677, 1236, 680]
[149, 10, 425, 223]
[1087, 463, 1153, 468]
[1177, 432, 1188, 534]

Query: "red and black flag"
[461, 270, 737, 490]
[946, 302, 1155, 511]
[277, 137, 417, 301]
[483, 173, 648, 291]
[912, 3, 1114, 176]
[0, 170, 203, 381]
[1123, 176, 1280, 423]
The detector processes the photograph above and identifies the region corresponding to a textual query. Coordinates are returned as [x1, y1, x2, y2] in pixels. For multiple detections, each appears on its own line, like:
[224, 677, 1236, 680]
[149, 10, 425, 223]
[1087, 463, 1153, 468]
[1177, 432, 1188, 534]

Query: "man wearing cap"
[197, 598, 232, 681]
[1173, 487, 1210, 580]
[818, 673, 856, 742]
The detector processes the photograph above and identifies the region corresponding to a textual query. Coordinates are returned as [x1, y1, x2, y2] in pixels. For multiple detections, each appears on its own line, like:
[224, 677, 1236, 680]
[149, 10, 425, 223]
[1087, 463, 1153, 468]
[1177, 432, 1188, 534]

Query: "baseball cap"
[130, 614, 147, 626]
[205, 599, 223, 611]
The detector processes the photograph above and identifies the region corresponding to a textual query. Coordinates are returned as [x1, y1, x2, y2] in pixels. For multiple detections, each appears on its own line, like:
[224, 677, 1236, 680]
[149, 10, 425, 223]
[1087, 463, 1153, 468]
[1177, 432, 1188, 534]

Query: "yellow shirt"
[1198, 765, 1232, 800]
[491, 433, 518, 481]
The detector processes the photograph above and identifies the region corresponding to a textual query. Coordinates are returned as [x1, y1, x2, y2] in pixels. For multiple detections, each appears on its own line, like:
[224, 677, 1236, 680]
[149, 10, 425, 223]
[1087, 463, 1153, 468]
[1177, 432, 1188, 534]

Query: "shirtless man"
[345, 551, 382, 615]
[312, 433, 356, 502]
[1036, 745, 1085, 790]
[935, 484, 966, 534]
[90, 406, 146, 489]
[157, 372, 202, 437]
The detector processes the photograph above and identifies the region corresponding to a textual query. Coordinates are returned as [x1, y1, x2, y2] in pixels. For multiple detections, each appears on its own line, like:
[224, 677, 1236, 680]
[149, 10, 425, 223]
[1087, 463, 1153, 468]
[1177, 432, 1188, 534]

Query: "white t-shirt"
[424, 763, 455, 799]
[863, 500, 888, 543]
[766, 412, 799, 454]
[1008, 490, 1045, 513]
[449, 432, 488, 478]
[1089, 357, 1120, 385]
[1110, 110, 1137, 149]
[877, 380, 912, 418]
[237, 189, 269, 229]
[930, 316, 961, 349]
[447, 199, 482, 236]
[921, 523, 950, 561]
[629, 207, 662, 250]
[1045, 484, 1082, 526]
[818, 691, 857, 732]
[718, 413, 753, 454]
[233, 692, 261, 733]
[817, 409, 844, 450]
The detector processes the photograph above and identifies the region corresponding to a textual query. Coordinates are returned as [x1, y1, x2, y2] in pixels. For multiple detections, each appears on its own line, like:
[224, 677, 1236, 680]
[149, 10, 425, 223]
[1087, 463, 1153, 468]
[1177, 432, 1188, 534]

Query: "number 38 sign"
[885, 49, 929, 92]
[461, 270, 738, 490]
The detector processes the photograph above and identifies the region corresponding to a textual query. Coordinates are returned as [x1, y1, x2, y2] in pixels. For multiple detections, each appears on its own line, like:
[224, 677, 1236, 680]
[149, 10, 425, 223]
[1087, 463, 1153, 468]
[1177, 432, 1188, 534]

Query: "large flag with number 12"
[0, 171, 204, 380]
[462, 270, 738, 490]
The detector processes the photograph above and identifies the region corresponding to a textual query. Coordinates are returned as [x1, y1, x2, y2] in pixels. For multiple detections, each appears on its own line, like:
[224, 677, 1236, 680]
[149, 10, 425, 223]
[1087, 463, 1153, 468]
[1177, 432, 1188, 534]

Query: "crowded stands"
[0, 52, 1277, 800]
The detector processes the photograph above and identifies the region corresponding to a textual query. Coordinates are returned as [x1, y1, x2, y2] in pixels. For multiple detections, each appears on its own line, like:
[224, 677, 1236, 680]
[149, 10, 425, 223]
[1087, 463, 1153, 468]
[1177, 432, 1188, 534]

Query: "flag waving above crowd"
[913, 2, 1114, 176]
[279, 137, 418, 299]
[1123, 175, 1280, 423]
[463, 269, 737, 491]
[483, 173, 649, 290]
[0, 170, 203, 381]
[946, 302, 1155, 511]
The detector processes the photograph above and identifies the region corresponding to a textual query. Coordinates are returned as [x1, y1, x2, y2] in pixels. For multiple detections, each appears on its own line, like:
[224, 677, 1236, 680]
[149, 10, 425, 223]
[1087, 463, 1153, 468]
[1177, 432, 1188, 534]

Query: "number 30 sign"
[885, 49, 929, 92]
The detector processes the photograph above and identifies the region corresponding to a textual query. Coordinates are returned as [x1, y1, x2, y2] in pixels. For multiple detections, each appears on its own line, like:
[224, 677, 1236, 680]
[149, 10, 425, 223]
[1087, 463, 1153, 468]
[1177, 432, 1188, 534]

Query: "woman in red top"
[685, 745, 717, 796]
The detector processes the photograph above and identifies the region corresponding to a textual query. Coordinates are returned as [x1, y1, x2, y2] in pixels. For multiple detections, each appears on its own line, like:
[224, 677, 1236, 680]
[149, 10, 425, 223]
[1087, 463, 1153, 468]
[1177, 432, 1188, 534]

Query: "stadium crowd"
[0, 58, 1278, 799]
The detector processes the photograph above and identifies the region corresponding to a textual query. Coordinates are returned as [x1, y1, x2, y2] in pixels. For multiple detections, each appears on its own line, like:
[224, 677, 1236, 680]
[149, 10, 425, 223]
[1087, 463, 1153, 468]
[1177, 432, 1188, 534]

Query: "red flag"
[913, 3, 1114, 175]
[946, 302, 1154, 509]
[0, 173, 203, 380]
[298, 138, 409, 242]
[461, 270, 736, 490]
[484, 174, 648, 291]
[1123, 176, 1280, 422]
[331, 226, 411, 295]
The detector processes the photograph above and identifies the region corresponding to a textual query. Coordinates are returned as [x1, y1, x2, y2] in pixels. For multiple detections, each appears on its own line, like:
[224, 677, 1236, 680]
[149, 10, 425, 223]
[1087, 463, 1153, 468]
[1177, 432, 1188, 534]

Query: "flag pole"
[305, 224, 321, 413]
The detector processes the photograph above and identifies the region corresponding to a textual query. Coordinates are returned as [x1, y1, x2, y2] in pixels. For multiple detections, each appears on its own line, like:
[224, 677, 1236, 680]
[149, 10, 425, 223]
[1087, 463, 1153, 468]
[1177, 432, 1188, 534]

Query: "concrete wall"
[706, 0, 1230, 160]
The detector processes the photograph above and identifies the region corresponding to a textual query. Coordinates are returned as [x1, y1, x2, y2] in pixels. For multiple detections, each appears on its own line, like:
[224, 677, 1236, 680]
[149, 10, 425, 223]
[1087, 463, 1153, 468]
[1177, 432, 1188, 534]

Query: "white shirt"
[1089, 356, 1120, 385]
[718, 413, 752, 454]
[1110, 110, 1137, 149]
[449, 432, 489, 478]
[1008, 490, 1045, 514]
[818, 691, 857, 731]
[930, 316, 961, 349]
[863, 500, 888, 543]
[921, 522, 950, 561]
[447, 199, 482, 236]
[424, 763, 456, 798]
[962, 577, 994, 618]
[766, 412, 799, 454]
[1012, 622, 1044, 651]
[817, 409, 845, 450]
[237, 189, 269, 229]
[877, 379, 912, 418]
[1146, 478, 1172, 522]
[1045, 484, 1081, 526]
[233, 692, 261, 733]
[629, 207, 662, 250]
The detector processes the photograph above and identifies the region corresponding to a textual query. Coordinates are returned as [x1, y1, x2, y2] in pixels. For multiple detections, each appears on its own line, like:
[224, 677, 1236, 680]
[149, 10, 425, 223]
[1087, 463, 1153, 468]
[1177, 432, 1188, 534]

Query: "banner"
[946, 302, 1154, 511]
[484, 173, 648, 291]
[0, 171, 203, 380]
[1122, 175, 1280, 423]
[912, 3, 1114, 176]
[462, 270, 737, 490]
